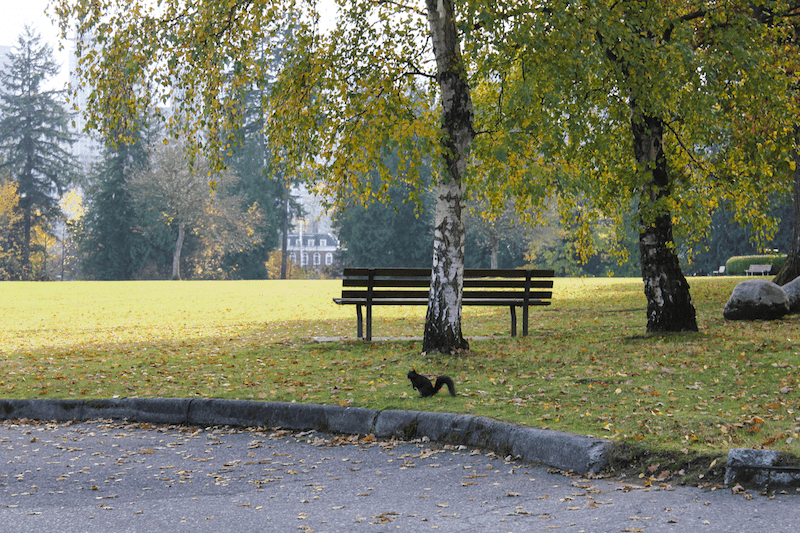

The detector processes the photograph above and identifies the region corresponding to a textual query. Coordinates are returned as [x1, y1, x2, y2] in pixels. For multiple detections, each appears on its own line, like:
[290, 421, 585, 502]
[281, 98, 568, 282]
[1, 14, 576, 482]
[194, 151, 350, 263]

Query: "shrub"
[725, 254, 786, 276]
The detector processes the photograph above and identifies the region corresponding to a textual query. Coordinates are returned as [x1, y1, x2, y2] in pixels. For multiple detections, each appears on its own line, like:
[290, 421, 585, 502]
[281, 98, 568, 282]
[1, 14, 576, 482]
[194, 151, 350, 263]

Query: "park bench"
[710, 266, 725, 276]
[333, 267, 554, 340]
[745, 264, 772, 276]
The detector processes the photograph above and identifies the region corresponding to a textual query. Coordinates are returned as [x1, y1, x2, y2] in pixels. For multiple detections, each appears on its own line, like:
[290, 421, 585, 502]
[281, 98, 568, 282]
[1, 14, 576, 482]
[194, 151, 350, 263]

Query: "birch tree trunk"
[422, 0, 473, 354]
[631, 103, 698, 332]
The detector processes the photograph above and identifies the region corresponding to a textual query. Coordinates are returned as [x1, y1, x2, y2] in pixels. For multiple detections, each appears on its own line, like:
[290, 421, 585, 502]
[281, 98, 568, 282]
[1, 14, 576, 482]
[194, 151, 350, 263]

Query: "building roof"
[286, 233, 339, 250]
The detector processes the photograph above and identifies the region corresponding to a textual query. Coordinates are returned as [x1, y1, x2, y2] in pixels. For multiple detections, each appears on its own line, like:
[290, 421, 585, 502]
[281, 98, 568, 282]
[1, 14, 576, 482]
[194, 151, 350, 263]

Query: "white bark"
[423, 0, 473, 353]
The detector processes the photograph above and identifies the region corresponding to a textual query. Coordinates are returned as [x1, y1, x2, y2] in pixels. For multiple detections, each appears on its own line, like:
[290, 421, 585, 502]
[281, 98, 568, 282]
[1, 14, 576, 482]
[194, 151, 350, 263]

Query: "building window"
[308, 239, 315, 247]
[320, 239, 327, 247]
[289, 253, 297, 264]
[313, 253, 321, 265]
[325, 253, 333, 266]
[301, 253, 308, 266]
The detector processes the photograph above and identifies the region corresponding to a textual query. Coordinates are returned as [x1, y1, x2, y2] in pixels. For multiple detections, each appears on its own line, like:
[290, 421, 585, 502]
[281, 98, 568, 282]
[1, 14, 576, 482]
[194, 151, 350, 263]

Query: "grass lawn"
[2, 276, 799, 480]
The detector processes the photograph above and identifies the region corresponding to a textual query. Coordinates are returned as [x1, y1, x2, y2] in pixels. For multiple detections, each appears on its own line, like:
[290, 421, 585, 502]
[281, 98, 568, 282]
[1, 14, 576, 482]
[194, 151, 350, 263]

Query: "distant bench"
[745, 264, 772, 276]
[333, 267, 554, 340]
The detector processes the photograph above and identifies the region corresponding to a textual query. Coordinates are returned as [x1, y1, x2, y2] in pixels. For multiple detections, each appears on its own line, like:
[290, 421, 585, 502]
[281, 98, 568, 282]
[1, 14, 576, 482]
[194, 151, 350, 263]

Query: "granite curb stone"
[3, 398, 797, 487]
[726, 448, 800, 490]
[3, 397, 609, 474]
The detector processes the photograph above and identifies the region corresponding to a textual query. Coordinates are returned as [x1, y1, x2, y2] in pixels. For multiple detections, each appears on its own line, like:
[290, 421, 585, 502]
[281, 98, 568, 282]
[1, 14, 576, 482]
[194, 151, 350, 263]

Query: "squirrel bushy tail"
[407, 369, 456, 397]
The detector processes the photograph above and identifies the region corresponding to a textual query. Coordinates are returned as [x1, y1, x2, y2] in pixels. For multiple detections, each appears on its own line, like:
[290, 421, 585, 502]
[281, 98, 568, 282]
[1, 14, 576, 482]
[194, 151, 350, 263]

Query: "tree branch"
[664, 120, 706, 173]
[662, 9, 707, 42]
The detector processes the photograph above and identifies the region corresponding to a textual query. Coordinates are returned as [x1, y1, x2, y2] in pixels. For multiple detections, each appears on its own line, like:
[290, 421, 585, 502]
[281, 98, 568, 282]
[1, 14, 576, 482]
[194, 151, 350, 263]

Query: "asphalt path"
[1, 419, 798, 533]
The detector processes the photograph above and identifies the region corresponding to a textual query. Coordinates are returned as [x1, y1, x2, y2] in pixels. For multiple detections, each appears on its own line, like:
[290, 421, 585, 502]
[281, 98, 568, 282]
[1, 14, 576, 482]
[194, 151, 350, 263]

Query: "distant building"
[67, 34, 104, 173]
[284, 184, 340, 274]
[286, 231, 340, 271]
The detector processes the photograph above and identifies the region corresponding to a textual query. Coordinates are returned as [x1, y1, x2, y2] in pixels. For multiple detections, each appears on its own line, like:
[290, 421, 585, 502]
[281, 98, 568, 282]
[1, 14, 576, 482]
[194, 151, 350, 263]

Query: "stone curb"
[726, 448, 800, 490]
[0, 398, 608, 475]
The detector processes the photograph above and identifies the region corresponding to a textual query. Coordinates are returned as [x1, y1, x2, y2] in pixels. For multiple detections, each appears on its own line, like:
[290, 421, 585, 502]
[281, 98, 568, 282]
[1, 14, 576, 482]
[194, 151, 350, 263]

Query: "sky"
[1, 0, 338, 92]
[1, 0, 71, 89]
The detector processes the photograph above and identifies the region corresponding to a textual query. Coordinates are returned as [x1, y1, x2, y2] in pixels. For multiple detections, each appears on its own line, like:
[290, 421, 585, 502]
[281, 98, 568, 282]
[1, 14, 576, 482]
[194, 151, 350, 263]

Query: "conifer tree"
[0, 26, 75, 279]
[79, 125, 153, 280]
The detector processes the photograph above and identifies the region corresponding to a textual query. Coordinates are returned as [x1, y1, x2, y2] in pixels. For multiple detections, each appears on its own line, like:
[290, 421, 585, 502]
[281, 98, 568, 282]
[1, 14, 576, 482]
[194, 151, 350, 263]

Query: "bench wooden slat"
[342, 267, 429, 277]
[342, 278, 553, 289]
[334, 298, 552, 307]
[464, 268, 555, 278]
[341, 267, 556, 279]
[341, 289, 552, 300]
[465, 279, 553, 289]
[341, 290, 430, 299]
[342, 278, 431, 288]
[464, 290, 552, 299]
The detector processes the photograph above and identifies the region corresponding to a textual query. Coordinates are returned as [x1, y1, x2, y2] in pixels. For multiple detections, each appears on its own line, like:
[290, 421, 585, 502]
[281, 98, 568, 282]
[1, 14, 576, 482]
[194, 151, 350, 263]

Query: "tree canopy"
[127, 139, 263, 280]
[467, 1, 798, 331]
[53, 0, 800, 340]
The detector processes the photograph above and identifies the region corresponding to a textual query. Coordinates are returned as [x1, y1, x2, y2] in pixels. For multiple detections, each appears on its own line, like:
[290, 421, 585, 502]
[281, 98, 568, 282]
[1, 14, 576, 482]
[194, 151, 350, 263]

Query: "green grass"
[2, 277, 800, 477]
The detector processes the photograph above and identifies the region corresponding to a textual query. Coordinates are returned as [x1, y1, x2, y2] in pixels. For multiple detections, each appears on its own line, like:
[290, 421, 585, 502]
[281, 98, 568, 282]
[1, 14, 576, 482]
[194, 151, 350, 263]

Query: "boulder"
[781, 275, 800, 313]
[723, 279, 789, 320]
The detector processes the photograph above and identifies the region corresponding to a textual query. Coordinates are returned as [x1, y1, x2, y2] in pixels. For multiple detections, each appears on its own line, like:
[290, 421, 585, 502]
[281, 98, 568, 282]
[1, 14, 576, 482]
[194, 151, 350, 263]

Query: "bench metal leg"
[356, 305, 363, 339]
[523, 303, 529, 337]
[366, 305, 372, 341]
[510, 306, 517, 337]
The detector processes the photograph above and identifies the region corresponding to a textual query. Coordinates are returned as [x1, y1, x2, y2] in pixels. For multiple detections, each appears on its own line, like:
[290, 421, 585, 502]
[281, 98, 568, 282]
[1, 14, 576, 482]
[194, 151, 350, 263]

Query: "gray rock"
[781, 275, 800, 313]
[723, 279, 789, 320]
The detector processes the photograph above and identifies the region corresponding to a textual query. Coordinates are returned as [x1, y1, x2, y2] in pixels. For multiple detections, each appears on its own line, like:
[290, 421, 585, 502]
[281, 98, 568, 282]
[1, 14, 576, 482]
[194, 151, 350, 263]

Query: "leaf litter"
[2, 277, 800, 483]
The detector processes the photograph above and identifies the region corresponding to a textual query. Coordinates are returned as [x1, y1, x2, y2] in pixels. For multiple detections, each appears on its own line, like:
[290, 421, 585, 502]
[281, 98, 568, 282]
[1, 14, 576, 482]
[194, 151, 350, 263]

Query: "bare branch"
[376, 0, 426, 17]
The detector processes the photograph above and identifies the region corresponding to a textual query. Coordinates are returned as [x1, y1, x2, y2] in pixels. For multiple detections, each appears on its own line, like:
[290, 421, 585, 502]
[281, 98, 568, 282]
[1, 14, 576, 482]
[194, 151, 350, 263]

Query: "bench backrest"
[747, 264, 772, 273]
[340, 267, 554, 302]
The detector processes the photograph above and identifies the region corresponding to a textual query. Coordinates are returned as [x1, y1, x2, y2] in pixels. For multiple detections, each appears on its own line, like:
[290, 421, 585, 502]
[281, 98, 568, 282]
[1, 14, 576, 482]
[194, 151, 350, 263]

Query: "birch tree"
[468, 1, 796, 332]
[128, 140, 262, 280]
[54, 0, 478, 352]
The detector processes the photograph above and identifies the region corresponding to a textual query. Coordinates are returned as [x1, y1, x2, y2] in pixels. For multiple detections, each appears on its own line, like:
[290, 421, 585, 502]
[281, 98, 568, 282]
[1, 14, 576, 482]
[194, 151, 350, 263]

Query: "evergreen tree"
[0, 26, 75, 280]
[222, 89, 292, 279]
[334, 154, 433, 268]
[78, 127, 155, 280]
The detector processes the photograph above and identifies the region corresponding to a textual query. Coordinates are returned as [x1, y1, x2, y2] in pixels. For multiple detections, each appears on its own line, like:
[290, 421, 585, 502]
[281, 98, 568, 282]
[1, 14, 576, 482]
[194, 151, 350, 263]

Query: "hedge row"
[724, 255, 786, 276]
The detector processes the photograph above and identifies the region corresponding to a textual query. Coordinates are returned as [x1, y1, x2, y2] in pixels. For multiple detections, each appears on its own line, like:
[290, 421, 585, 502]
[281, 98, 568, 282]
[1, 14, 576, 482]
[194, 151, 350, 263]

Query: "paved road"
[1, 419, 798, 532]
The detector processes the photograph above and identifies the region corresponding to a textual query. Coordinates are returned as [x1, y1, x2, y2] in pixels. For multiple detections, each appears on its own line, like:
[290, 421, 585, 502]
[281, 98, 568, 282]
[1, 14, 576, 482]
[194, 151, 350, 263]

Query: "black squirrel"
[407, 369, 456, 397]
